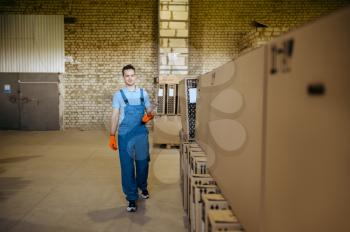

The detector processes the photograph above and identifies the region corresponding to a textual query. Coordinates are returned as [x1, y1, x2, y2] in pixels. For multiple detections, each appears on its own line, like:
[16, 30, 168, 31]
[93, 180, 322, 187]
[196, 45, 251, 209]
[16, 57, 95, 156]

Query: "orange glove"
[109, 135, 118, 150]
[142, 113, 154, 123]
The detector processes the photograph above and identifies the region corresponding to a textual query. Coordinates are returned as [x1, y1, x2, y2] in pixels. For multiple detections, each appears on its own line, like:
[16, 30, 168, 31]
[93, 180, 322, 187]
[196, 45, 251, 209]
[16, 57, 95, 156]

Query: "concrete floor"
[0, 129, 187, 232]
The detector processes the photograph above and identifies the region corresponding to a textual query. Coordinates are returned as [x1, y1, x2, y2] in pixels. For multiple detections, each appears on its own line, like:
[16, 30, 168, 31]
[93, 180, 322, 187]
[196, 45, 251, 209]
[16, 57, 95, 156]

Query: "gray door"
[0, 73, 20, 129]
[19, 74, 60, 130]
[0, 73, 60, 130]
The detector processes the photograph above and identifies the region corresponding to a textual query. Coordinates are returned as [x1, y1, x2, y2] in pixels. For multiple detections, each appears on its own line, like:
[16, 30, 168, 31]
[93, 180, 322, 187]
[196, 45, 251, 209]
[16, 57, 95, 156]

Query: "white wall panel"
[0, 15, 64, 73]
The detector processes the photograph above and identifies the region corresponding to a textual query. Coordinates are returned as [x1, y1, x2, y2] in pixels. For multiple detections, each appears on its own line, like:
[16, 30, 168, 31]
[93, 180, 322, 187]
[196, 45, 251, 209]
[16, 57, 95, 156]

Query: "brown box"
[207, 209, 242, 232]
[196, 7, 350, 232]
[190, 185, 220, 232]
[263, 7, 350, 232]
[179, 134, 188, 209]
[187, 174, 215, 215]
[188, 152, 206, 175]
[180, 142, 205, 211]
[196, 45, 265, 232]
[189, 174, 218, 232]
[191, 156, 208, 175]
[186, 151, 206, 215]
[153, 115, 181, 145]
[202, 194, 230, 232]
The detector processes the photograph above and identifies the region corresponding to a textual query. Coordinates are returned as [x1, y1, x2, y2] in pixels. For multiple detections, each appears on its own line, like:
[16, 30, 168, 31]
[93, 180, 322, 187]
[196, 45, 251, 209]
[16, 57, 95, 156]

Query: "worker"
[109, 64, 154, 212]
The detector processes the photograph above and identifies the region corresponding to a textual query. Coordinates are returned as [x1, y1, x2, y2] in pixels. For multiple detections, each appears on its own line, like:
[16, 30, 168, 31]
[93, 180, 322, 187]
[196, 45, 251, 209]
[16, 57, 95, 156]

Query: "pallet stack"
[153, 82, 182, 146]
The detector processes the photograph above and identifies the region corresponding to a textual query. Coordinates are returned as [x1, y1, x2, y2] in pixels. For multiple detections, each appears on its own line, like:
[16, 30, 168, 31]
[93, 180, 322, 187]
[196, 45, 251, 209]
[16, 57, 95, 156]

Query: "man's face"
[123, 69, 136, 86]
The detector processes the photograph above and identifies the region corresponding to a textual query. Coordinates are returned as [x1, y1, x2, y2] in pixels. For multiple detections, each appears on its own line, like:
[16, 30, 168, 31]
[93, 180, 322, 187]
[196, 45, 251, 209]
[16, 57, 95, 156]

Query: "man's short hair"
[122, 64, 135, 76]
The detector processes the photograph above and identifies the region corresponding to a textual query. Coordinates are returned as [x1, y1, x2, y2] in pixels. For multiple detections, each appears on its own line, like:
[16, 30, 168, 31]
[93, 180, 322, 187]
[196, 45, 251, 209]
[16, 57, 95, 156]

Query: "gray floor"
[0, 129, 187, 232]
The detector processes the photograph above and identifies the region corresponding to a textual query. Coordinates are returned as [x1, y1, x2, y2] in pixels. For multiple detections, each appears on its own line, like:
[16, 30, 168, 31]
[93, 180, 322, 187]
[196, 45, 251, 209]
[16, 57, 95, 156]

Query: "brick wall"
[189, 0, 350, 75]
[0, 0, 158, 129]
[159, 0, 189, 76]
[1, 0, 349, 129]
[238, 27, 290, 55]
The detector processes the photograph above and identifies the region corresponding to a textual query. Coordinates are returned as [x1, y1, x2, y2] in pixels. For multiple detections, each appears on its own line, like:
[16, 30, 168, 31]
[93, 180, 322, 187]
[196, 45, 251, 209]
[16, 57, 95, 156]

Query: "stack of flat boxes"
[179, 138, 243, 232]
[181, 142, 202, 212]
[190, 175, 217, 232]
[179, 136, 197, 210]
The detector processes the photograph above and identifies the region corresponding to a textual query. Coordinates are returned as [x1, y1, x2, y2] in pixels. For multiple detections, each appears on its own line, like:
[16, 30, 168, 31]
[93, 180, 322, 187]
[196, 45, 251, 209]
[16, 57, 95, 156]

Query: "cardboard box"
[191, 156, 208, 175]
[187, 174, 215, 215]
[196, 45, 265, 232]
[190, 185, 220, 232]
[207, 209, 242, 232]
[263, 7, 350, 232]
[153, 115, 181, 145]
[182, 143, 204, 212]
[186, 150, 206, 210]
[195, 7, 350, 232]
[202, 194, 231, 232]
[189, 174, 218, 232]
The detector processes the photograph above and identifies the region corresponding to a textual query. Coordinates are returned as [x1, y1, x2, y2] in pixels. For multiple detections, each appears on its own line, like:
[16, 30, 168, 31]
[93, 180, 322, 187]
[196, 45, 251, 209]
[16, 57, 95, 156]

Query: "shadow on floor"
[0, 155, 40, 201]
[0, 177, 31, 201]
[0, 217, 20, 232]
[0, 155, 42, 164]
[0, 218, 18, 231]
[0, 217, 81, 232]
[87, 200, 151, 226]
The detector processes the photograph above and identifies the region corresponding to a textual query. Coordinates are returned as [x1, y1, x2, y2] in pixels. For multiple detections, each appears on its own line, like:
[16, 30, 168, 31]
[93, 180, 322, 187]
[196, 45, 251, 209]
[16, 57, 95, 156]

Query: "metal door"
[0, 73, 20, 129]
[19, 74, 59, 130]
[0, 73, 59, 130]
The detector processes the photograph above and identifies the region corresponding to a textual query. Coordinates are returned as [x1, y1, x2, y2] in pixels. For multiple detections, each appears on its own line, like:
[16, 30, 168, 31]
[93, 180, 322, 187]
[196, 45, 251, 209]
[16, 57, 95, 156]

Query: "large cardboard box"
[195, 70, 215, 148]
[196, 47, 265, 232]
[262, 7, 350, 232]
[195, 7, 350, 232]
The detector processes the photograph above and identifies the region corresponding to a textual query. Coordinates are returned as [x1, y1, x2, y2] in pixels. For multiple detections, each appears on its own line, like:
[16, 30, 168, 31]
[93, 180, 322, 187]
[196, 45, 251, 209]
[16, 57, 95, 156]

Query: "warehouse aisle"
[0, 129, 186, 232]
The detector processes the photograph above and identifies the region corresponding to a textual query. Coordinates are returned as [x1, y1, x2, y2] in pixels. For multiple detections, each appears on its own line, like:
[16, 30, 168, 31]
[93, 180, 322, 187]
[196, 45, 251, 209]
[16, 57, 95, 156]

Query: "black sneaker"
[140, 190, 149, 199]
[126, 200, 137, 212]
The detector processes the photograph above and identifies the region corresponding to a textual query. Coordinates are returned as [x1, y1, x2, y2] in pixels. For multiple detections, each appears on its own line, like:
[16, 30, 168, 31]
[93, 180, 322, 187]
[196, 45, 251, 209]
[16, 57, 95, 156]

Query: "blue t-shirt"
[112, 87, 151, 125]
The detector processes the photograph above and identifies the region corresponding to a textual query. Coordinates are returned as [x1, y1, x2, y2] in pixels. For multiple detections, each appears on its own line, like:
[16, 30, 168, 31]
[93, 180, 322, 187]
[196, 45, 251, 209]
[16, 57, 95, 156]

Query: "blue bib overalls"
[118, 89, 150, 201]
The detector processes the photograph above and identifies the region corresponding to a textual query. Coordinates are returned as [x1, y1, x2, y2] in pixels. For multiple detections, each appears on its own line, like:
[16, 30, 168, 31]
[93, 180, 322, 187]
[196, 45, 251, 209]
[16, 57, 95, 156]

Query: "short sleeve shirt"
[112, 87, 151, 125]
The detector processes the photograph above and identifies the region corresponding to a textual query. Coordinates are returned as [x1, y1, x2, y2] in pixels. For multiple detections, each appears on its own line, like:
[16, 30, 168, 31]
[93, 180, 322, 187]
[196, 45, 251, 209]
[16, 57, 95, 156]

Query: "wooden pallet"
[156, 143, 180, 149]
